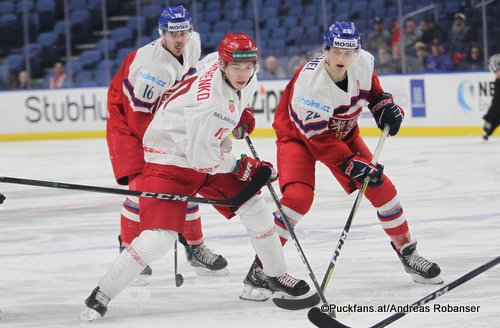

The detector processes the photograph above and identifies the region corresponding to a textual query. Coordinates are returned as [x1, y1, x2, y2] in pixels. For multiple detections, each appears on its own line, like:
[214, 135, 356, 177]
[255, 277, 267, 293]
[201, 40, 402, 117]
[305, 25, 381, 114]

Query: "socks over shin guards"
[377, 197, 411, 251]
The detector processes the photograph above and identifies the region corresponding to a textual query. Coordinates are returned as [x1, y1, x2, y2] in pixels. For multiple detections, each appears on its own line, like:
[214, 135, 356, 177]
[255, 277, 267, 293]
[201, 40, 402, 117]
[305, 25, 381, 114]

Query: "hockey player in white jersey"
[106, 5, 227, 278]
[80, 33, 310, 321]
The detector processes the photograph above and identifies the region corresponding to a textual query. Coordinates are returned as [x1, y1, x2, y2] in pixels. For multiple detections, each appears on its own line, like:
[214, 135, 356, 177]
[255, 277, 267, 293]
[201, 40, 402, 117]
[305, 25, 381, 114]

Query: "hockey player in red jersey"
[106, 5, 227, 279]
[240, 21, 443, 301]
[80, 33, 310, 321]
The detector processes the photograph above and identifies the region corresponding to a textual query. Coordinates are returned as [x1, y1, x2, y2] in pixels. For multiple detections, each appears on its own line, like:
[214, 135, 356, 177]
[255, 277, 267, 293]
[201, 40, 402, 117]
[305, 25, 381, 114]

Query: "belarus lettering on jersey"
[290, 50, 374, 139]
[143, 56, 258, 175]
[122, 32, 201, 114]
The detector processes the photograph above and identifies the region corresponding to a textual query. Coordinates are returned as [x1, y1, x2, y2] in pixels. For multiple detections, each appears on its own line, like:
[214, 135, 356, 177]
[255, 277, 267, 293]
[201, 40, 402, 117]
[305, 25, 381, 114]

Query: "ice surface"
[0, 136, 499, 327]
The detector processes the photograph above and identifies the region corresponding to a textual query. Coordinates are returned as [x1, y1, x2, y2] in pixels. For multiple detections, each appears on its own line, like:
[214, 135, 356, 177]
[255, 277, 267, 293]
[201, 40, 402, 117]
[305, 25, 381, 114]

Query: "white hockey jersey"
[143, 56, 258, 174]
[288, 50, 375, 139]
[119, 32, 201, 114]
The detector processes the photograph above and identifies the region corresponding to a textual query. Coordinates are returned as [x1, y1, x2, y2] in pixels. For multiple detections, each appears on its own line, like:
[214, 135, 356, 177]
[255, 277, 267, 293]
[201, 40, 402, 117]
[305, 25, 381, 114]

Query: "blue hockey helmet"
[158, 5, 193, 33]
[323, 21, 361, 50]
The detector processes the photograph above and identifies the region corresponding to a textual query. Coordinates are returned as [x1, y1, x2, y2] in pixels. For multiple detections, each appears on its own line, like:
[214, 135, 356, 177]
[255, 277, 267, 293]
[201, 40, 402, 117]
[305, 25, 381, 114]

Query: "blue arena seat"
[0, 1, 14, 14]
[4, 53, 24, 73]
[79, 49, 101, 70]
[111, 27, 134, 48]
[35, 0, 56, 31]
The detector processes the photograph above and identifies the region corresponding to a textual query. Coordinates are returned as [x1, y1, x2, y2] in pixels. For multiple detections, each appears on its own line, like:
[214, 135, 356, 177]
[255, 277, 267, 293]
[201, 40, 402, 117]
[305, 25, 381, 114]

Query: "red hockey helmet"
[218, 33, 259, 65]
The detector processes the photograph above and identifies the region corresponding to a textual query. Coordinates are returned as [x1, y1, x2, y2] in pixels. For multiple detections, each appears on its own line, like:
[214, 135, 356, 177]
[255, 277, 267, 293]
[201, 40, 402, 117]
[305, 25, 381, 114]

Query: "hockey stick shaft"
[244, 134, 330, 308]
[370, 255, 500, 328]
[308, 256, 500, 328]
[0, 167, 271, 207]
[320, 125, 390, 291]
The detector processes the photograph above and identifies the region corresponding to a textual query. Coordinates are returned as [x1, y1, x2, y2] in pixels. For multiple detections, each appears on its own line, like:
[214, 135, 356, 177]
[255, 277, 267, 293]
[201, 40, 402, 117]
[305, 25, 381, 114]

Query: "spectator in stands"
[391, 42, 424, 73]
[375, 44, 394, 74]
[424, 39, 453, 72]
[449, 13, 472, 54]
[259, 55, 287, 79]
[365, 16, 391, 54]
[10, 70, 29, 89]
[390, 20, 400, 47]
[287, 52, 308, 76]
[463, 43, 484, 70]
[49, 62, 66, 88]
[414, 41, 430, 70]
[418, 17, 446, 47]
[402, 18, 422, 55]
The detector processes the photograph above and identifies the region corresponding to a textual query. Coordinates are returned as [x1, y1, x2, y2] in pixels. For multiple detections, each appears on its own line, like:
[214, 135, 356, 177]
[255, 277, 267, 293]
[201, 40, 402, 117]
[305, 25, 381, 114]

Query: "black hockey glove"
[368, 92, 404, 136]
[342, 154, 384, 186]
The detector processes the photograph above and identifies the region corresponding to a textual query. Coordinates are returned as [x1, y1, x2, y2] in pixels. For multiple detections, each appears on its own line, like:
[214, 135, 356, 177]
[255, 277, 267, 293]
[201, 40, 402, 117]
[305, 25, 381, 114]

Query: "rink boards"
[0, 71, 495, 141]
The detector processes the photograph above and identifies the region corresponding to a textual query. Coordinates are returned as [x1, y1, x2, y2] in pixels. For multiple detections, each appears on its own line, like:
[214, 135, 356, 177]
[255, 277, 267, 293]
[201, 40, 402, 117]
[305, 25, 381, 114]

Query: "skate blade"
[411, 273, 444, 285]
[193, 266, 230, 277]
[239, 285, 273, 302]
[130, 276, 150, 286]
[79, 308, 103, 322]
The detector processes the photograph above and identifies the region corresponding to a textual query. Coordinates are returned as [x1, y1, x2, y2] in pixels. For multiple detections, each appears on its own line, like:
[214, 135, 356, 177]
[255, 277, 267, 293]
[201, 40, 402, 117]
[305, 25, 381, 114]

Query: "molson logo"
[299, 95, 330, 113]
[332, 38, 357, 49]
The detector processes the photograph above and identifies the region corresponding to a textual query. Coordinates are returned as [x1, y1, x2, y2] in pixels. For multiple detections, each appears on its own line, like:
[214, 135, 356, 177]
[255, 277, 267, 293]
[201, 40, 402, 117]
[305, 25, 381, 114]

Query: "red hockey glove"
[232, 107, 255, 139]
[342, 154, 384, 186]
[368, 92, 405, 136]
[233, 155, 278, 182]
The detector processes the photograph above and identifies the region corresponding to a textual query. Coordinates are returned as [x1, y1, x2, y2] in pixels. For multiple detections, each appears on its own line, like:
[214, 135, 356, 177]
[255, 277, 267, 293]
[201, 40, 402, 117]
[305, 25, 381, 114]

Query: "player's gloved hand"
[368, 92, 404, 136]
[232, 107, 255, 139]
[342, 154, 384, 186]
[0, 192, 5, 204]
[233, 155, 278, 182]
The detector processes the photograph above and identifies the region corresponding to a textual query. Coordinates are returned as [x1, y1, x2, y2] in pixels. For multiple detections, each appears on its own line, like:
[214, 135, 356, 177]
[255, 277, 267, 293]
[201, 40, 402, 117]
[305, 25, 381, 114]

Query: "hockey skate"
[240, 260, 273, 302]
[79, 286, 110, 322]
[119, 236, 152, 286]
[179, 235, 229, 276]
[392, 241, 443, 285]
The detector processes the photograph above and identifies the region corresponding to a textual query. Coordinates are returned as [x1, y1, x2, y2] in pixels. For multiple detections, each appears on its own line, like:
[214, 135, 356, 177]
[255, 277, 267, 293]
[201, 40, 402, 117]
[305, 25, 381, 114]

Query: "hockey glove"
[233, 155, 278, 182]
[232, 107, 255, 139]
[368, 92, 404, 136]
[342, 154, 384, 186]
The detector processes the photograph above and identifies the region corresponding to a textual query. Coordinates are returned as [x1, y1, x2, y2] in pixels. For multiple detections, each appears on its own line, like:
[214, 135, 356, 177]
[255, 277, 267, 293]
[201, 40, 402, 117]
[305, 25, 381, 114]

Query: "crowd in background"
[258, 11, 491, 80]
[5, 10, 495, 90]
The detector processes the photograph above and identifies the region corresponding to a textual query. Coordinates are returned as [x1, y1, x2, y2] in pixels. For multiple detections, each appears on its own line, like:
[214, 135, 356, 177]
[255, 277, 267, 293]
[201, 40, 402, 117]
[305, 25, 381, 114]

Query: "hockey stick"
[174, 240, 184, 287]
[300, 125, 390, 315]
[244, 134, 328, 311]
[0, 166, 271, 207]
[308, 255, 500, 328]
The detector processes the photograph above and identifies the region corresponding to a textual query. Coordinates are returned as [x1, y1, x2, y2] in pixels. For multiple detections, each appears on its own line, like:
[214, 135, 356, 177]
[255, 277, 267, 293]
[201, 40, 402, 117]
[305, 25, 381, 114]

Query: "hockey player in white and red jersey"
[241, 21, 443, 300]
[79, 33, 310, 321]
[106, 5, 228, 278]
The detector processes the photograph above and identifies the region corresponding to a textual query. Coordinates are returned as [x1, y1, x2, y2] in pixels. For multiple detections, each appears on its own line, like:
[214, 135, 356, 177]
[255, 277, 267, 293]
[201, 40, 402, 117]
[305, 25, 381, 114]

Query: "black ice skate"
[79, 286, 110, 321]
[180, 234, 229, 276]
[483, 122, 492, 141]
[268, 273, 310, 297]
[392, 241, 443, 285]
[240, 260, 272, 302]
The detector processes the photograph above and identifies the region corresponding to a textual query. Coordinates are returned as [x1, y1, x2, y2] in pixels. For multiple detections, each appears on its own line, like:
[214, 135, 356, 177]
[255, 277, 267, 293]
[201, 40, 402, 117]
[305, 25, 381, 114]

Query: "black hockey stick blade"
[308, 255, 500, 328]
[308, 307, 348, 328]
[0, 166, 270, 207]
[272, 292, 321, 310]
[0, 192, 5, 204]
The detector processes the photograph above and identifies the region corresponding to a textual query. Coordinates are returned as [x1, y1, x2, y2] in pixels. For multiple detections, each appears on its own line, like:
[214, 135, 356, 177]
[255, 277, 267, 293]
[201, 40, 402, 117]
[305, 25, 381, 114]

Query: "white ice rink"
[0, 136, 499, 328]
